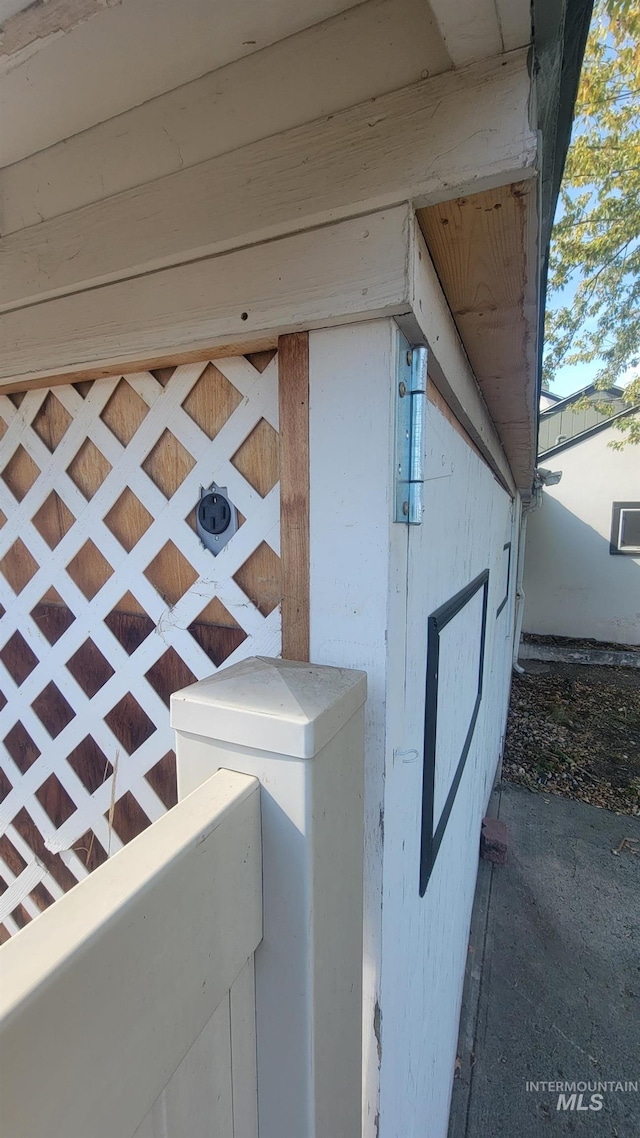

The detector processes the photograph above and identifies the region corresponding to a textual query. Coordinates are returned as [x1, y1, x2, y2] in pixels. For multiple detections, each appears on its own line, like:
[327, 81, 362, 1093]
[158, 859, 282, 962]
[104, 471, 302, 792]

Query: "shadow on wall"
[523, 494, 640, 646]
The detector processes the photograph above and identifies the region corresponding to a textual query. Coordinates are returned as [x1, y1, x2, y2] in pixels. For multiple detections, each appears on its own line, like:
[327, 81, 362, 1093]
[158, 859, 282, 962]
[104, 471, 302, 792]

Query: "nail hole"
[241, 312, 248, 321]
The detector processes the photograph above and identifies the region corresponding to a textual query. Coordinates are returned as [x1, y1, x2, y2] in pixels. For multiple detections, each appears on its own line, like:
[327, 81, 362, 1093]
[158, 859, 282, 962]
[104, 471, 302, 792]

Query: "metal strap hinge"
[394, 338, 427, 524]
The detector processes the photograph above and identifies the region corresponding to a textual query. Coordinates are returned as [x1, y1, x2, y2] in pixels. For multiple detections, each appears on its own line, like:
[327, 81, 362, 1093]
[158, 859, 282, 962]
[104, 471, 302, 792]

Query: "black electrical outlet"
[196, 482, 238, 555]
[198, 492, 231, 535]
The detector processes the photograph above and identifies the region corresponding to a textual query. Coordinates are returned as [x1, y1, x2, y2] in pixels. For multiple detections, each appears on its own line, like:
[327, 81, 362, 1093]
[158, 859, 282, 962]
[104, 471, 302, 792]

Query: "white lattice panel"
[0, 354, 281, 937]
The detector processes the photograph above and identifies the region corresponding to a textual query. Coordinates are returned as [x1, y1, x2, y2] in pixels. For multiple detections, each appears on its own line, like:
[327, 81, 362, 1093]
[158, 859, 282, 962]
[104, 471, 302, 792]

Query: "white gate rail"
[0, 768, 262, 1138]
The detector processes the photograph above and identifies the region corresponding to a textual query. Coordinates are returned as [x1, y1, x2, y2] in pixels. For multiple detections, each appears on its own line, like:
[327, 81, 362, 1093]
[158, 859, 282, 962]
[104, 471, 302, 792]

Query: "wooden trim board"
[0, 50, 536, 312]
[0, 0, 452, 233]
[0, 208, 410, 389]
[278, 333, 310, 661]
[0, 338, 279, 396]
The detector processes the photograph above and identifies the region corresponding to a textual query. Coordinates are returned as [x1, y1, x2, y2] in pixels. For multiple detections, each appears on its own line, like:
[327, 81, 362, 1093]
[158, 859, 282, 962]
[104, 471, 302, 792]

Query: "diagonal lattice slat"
[0, 353, 281, 937]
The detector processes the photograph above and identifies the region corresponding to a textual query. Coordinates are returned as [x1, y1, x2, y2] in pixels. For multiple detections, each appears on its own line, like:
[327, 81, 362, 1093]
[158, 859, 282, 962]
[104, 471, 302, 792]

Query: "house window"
[610, 502, 640, 556]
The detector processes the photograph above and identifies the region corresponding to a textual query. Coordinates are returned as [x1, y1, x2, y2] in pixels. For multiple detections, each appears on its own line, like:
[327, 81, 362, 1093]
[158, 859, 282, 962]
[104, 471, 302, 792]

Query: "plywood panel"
[100, 378, 149, 446]
[30, 392, 72, 452]
[104, 488, 154, 553]
[182, 362, 243, 439]
[142, 429, 195, 500]
[31, 492, 75, 550]
[417, 180, 538, 490]
[231, 419, 279, 498]
[234, 542, 282, 619]
[67, 438, 112, 499]
[1, 445, 40, 502]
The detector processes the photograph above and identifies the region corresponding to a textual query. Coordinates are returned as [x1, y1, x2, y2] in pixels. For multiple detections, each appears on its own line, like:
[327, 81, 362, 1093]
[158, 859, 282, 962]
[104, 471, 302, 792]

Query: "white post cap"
[170, 656, 367, 759]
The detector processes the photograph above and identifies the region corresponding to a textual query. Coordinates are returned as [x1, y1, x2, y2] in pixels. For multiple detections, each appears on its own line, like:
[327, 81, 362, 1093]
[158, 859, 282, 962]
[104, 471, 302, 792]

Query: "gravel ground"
[523, 631, 640, 655]
[503, 661, 640, 816]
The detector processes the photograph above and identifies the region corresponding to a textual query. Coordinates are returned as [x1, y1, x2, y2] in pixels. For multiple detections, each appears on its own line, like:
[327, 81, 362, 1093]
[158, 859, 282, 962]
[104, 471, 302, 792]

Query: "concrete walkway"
[449, 782, 640, 1137]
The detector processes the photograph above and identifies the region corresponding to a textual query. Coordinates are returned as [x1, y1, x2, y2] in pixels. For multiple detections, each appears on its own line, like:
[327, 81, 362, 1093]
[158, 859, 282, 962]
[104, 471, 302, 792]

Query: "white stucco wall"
[308, 319, 518, 1138]
[523, 425, 640, 645]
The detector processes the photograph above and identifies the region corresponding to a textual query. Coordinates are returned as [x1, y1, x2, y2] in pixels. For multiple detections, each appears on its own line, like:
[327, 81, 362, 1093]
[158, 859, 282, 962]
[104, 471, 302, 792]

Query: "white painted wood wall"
[308, 319, 518, 1138]
[0, 769, 262, 1138]
[379, 381, 516, 1138]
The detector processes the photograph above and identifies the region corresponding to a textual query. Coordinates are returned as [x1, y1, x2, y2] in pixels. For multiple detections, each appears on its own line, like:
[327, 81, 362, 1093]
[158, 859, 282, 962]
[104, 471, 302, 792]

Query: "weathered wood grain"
[398, 215, 515, 494]
[428, 0, 502, 66]
[278, 333, 310, 661]
[417, 181, 538, 492]
[0, 208, 409, 387]
[0, 0, 451, 232]
[0, 50, 535, 312]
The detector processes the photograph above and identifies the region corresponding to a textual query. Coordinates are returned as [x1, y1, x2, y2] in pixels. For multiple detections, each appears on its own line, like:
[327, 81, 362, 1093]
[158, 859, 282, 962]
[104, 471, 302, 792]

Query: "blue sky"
[544, 268, 598, 396]
[544, 269, 637, 397]
[547, 354, 637, 398]
[546, 343, 636, 398]
[547, 359, 600, 397]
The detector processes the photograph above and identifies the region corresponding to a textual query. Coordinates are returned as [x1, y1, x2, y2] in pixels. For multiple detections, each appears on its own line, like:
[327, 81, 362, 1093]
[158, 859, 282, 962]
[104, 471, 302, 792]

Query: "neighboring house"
[524, 386, 640, 646]
[0, 1, 591, 1136]
[539, 388, 563, 411]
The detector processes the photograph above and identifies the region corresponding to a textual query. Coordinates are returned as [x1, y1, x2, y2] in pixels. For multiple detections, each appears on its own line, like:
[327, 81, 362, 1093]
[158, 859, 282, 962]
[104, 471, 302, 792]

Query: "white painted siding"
[379, 388, 515, 1138]
[308, 320, 518, 1138]
[523, 426, 640, 645]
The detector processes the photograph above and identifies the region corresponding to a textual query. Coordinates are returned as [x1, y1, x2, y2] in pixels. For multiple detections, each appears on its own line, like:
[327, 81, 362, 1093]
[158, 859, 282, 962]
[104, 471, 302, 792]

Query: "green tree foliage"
[543, 0, 640, 445]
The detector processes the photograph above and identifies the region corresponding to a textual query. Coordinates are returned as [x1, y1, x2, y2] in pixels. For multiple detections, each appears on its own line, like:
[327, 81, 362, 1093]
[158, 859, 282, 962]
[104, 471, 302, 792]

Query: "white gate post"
[171, 656, 366, 1138]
